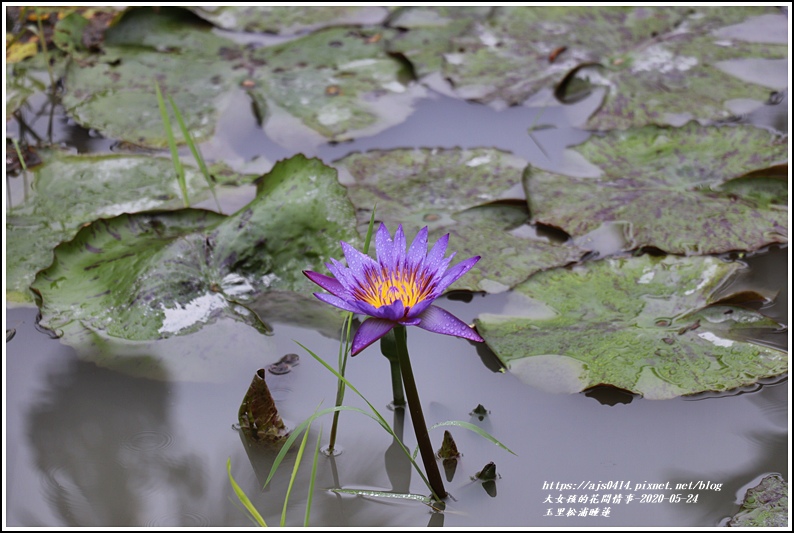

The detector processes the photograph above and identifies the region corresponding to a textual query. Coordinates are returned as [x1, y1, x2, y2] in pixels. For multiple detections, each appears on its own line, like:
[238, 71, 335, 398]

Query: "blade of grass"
[429, 420, 516, 455]
[296, 341, 435, 494]
[361, 206, 377, 253]
[227, 457, 268, 527]
[10, 138, 28, 172]
[304, 426, 323, 527]
[411, 420, 517, 460]
[154, 82, 189, 207]
[167, 94, 222, 213]
[281, 419, 313, 527]
[264, 405, 390, 489]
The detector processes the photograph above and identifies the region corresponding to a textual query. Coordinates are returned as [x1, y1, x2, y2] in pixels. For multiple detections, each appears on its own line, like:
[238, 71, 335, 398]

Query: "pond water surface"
[4, 9, 790, 528]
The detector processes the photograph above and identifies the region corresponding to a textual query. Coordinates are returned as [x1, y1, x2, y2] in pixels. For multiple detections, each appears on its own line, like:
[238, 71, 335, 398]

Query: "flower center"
[356, 266, 432, 310]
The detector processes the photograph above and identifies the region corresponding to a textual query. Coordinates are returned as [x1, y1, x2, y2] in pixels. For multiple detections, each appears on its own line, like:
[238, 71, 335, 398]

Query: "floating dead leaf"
[238, 368, 290, 446]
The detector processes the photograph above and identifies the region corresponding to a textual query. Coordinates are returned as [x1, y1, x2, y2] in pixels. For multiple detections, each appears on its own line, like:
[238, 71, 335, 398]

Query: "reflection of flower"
[304, 224, 484, 355]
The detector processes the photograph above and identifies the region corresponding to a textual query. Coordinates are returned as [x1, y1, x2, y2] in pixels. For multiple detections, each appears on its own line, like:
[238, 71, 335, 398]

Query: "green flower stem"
[380, 330, 406, 408]
[393, 325, 446, 501]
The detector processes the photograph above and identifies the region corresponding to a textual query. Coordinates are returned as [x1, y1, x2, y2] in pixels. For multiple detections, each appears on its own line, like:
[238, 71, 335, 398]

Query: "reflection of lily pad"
[6, 150, 218, 304]
[475, 254, 787, 399]
[189, 6, 388, 34]
[728, 474, 788, 527]
[335, 147, 586, 292]
[31, 155, 358, 378]
[525, 122, 788, 255]
[392, 6, 786, 128]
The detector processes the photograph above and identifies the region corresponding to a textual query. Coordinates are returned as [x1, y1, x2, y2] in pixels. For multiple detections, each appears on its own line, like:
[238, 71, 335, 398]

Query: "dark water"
[4, 14, 790, 527]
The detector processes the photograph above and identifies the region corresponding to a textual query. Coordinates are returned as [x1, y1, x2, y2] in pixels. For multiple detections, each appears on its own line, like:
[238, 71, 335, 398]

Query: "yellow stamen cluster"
[355, 266, 433, 309]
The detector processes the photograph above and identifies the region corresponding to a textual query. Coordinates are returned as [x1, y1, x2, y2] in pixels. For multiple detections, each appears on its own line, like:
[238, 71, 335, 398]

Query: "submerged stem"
[393, 325, 446, 501]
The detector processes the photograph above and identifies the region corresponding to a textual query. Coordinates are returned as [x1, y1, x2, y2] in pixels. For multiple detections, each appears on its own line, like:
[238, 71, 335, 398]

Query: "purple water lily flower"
[304, 224, 485, 355]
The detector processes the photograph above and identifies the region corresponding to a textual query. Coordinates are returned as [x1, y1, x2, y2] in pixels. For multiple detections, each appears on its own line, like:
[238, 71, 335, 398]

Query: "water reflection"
[584, 386, 637, 406]
[384, 408, 412, 494]
[25, 359, 207, 526]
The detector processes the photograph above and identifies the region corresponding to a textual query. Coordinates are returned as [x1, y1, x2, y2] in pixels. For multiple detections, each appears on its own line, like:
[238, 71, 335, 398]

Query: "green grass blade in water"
[227, 458, 267, 527]
[168, 94, 222, 213]
[155, 82, 188, 207]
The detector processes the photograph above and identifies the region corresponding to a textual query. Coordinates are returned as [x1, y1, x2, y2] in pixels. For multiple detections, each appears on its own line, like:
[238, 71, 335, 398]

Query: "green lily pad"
[188, 6, 389, 34]
[31, 155, 358, 379]
[393, 6, 786, 128]
[245, 26, 427, 148]
[525, 122, 787, 255]
[61, 8, 237, 148]
[728, 474, 788, 527]
[60, 8, 425, 149]
[334, 148, 587, 292]
[475, 254, 787, 399]
[6, 150, 219, 304]
[386, 7, 492, 78]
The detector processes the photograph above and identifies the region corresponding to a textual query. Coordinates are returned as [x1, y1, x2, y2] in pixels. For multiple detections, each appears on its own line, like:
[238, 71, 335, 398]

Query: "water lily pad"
[245, 26, 427, 148]
[475, 254, 787, 399]
[60, 8, 425, 149]
[394, 6, 786, 128]
[334, 148, 587, 292]
[30, 155, 358, 378]
[6, 150, 219, 304]
[188, 6, 389, 34]
[727, 474, 788, 527]
[525, 122, 787, 255]
[386, 7, 492, 78]
[61, 8, 237, 148]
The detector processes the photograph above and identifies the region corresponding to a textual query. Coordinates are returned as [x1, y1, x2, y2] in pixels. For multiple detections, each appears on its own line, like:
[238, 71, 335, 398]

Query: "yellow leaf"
[6, 37, 39, 63]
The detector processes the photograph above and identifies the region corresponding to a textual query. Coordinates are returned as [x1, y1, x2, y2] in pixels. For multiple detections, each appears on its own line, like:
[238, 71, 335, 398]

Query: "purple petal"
[375, 223, 396, 271]
[314, 293, 364, 314]
[326, 258, 356, 292]
[393, 224, 407, 266]
[378, 299, 406, 321]
[424, 233, 449, 272]
[400, 317, 421, 326]
[342, 241, 377, 272]
[438, 255, 481, 291]
[406, 226, 429, 268]
[415, 305, 484, 343]
[355, 299, 389, 319]
[433, 252, 455, 278]
[405, 298, 434, 319]
[341, 241, 378, 287]
[351, 318, 397, 355]
[304, 270, 346, 297]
